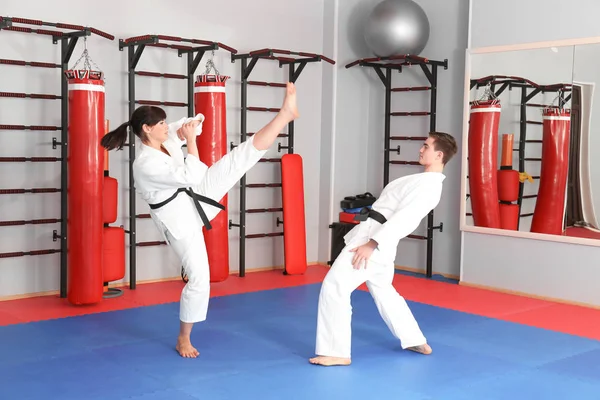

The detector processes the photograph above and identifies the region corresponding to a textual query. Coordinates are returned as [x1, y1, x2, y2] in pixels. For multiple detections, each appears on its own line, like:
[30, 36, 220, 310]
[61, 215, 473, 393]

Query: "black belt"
[148, 187, 225, 230]
[353, 207, 387, 225]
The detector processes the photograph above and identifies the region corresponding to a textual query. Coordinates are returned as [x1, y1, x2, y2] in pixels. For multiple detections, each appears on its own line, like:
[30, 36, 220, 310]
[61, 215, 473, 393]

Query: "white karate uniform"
[315, 171, 445, 358]
[133, 114, 267, 323]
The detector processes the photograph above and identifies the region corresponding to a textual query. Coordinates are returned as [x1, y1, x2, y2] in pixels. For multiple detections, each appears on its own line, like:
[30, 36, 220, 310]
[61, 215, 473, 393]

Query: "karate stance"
[309, 132, 457, 366]
[101, 83, 299, 358]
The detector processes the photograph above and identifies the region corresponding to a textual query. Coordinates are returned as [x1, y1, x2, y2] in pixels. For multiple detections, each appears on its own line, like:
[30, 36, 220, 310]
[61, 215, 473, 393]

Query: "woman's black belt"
[148, 187, 225, 230]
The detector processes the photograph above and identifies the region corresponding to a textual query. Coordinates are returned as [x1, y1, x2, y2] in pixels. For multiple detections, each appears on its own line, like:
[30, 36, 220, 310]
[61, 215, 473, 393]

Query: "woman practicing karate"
[102, 82, 299, 358]
[309, 132, 457, 366]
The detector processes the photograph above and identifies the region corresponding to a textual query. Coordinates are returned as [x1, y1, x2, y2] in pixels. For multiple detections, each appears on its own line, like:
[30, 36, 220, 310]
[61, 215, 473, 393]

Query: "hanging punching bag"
[194, 74, 230, 282]
[531, 108, 571, 235]
[468, 100, 502, 229]
[65, 69, 105, 305]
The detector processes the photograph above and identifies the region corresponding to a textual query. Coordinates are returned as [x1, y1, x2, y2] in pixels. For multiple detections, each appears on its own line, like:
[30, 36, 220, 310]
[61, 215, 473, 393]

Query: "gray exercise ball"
[364, 0, 430, 57]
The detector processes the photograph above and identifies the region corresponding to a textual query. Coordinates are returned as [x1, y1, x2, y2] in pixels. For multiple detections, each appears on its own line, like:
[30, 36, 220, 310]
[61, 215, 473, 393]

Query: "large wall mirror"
[461, 40, 600, 243]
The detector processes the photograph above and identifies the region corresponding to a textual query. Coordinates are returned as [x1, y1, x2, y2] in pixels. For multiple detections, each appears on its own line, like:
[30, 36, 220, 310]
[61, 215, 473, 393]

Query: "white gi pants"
[164, 140, 265, 324]
[315, 246, 427, 358]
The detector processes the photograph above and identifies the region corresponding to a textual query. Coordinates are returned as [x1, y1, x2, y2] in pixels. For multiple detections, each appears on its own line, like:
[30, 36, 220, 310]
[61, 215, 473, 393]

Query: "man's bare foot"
[280, 82, 299, 121]
[406, 343, 432, 355]
[176, 336, 199, 358]
[309, 355, 351, 366]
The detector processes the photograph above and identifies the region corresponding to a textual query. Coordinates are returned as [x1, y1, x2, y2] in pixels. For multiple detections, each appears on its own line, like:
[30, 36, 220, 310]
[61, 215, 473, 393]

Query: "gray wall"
[0, 0, 326, 297]
[319, 0, 470, 276]
[470, 0, 600, 48]
[462, 0, 600, 306]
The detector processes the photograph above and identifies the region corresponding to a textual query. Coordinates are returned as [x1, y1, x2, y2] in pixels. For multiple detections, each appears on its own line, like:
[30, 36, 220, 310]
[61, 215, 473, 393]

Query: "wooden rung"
[246, 183, 282, 188]
[247, 106, 281, 113]
[247, 81, 286, 88]
[136, 241, 166, 247]
[390, 160, 421, 166]
[390, 111, 431, 116]
[245, 207, 283, 214]
[246, 232, 284, 239]
[391, 86, 431, 92]
[390, 136, 427, 141]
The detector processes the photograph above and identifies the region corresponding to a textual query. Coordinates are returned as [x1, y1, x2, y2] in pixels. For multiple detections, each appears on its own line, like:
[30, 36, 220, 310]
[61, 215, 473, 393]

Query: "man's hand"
[349, 240, 378, 269]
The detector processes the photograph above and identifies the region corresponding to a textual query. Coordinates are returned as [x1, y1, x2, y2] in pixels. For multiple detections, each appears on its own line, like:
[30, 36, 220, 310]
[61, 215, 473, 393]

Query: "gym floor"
[1, 265, 599, 400]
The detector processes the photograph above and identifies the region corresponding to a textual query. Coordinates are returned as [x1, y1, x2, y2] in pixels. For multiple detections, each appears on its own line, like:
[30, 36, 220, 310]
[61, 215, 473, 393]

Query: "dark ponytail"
[101, 105, 168, 151]
[101, 121, 129, 150]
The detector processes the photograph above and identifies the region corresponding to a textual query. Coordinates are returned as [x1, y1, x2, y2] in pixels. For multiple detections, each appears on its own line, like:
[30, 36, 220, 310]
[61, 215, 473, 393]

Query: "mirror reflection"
[567, 42, 600, 239]
[464, 45, 597, 238]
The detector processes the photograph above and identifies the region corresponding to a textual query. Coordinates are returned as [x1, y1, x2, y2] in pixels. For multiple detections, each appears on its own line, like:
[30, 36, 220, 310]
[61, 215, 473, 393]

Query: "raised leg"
[194, 82, 299, 220]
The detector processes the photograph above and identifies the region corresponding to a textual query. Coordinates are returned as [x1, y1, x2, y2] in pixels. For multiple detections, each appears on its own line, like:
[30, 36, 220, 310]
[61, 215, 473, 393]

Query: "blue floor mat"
[0, 284, 598, 400]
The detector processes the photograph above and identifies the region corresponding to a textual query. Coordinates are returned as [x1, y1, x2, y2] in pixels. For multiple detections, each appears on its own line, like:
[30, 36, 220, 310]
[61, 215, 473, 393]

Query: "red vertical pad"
[497, 169, 520, 203]
[103, 176, 118, 224]
[499, 203, 519, 230]
[531, 108, 571, 235]
[194, 75, 230, 282]
[66, 71, 105, 305]
[468, 100, 502, 228]
[281, 154, 307, 275]
[103, 226, 125, 282]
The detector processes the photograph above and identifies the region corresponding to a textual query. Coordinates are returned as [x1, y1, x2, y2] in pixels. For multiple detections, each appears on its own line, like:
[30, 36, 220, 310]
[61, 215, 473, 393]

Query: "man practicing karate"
[309, 131, 458, 366]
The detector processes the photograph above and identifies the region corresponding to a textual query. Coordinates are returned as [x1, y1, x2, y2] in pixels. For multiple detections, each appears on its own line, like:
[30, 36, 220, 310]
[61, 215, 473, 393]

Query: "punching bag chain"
[70, 37, 102, 74]
[204, 50, 220, 76]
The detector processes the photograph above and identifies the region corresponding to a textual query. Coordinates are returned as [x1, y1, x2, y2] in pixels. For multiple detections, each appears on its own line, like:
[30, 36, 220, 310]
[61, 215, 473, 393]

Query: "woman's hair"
[101, 106, 167, 150]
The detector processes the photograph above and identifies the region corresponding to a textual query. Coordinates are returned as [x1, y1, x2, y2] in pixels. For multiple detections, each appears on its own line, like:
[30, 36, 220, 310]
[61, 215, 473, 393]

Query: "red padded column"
[281, 154, 307, 275]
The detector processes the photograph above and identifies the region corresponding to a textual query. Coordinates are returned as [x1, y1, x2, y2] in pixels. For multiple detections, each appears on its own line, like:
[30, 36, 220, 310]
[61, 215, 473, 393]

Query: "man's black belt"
[148, 187, 225, 230]
[353, 207, 387, 225]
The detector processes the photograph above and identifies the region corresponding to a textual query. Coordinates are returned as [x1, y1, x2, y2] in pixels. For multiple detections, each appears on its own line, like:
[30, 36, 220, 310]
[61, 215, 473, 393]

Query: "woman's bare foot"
[176, 335, 199, 358]
[309, 355, 351, 366]
[406, 343, 432, 355]
[280, 82, 299, 121]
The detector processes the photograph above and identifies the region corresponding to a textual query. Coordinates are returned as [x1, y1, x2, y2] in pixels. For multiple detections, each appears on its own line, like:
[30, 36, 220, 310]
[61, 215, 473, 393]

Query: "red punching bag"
[531, 108, 571, 235]
[65, 70, 105, 305]
[468, 100, 502, 228]
[194, 74, 230, 282]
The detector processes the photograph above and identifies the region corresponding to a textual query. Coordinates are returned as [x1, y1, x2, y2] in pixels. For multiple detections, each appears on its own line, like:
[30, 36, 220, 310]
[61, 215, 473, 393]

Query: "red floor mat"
[503, 303, 600, 340]
[0, 266, 328, 326]
[1, 265, 599, 342]
[389, 276, 553, 318]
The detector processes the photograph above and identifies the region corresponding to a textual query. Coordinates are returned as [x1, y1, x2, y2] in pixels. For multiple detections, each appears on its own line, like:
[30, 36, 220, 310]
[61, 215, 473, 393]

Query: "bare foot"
[176, 336, 199, 358]
[406, 343, 432, 355]
[309, 355, 351, 366]
[280, 82, 299, 121]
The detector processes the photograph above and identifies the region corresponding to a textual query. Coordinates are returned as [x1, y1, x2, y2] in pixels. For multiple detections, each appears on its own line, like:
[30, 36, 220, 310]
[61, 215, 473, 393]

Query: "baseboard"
[316, 262, 460, 281]
[459, 281, 600, 310]
[394, 265, 460, 281]
[0, 262, 324, 302]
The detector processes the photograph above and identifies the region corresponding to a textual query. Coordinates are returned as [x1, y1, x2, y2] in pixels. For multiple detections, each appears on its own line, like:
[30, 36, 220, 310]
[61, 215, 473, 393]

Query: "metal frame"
[0, 16, 114, 298]
[118, 34, 237, 289]
[230, 48, 335, 277]
[346, 54, 448, 278]
[469, 75, 572, 227]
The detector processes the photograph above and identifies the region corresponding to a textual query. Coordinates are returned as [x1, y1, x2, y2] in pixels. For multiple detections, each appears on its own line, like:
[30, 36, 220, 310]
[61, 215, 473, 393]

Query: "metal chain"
[204, 50, 220, 76]
[472, 82, 499, 105]
[70, 37, 102, 73]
